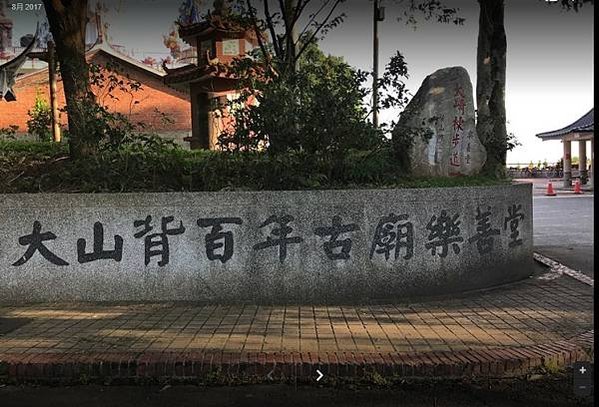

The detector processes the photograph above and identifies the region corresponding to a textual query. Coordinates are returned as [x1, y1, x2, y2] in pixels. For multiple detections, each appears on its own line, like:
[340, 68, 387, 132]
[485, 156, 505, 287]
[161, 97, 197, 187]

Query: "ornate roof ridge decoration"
[536, 108, 594, 140]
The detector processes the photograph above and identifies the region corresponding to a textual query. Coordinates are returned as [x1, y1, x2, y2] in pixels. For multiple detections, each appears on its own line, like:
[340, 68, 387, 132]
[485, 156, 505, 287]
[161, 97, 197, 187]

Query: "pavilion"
[536, 108, 594, 188]
[163, 3, 259, 150]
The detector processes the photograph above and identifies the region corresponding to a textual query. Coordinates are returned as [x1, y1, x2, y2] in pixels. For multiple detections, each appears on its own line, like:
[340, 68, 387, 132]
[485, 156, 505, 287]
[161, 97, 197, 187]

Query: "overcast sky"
[8, 0, 594, 164]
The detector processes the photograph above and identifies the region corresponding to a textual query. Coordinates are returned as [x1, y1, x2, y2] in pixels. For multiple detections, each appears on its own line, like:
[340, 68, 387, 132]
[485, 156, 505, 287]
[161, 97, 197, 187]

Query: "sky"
[7, 0, 594, 165]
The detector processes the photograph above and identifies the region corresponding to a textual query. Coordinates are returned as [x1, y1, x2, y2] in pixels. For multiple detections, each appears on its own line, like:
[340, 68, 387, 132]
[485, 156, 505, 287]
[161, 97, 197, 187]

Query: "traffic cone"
[545, 182, 556, 196]
[573, 179, 583, 194]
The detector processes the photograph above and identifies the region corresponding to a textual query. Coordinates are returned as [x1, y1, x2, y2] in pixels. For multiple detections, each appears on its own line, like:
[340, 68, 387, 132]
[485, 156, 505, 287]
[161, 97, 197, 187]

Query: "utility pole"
[372, 0, 384, 128]
[47, 41, 61, 143]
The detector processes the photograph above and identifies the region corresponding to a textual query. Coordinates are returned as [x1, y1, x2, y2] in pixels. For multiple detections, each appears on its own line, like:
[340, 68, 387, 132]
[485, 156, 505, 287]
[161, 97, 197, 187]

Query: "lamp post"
[372, 0, 384, 128]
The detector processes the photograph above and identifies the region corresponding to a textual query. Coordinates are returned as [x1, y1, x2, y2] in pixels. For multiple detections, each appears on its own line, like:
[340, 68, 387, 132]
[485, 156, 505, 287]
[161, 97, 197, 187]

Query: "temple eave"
[177, 21, 257, 46]
[164, 67, 238, 87]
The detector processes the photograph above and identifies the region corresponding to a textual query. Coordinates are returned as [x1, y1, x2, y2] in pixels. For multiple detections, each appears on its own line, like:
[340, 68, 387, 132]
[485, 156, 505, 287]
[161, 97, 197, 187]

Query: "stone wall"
[0, 184, 533, 304]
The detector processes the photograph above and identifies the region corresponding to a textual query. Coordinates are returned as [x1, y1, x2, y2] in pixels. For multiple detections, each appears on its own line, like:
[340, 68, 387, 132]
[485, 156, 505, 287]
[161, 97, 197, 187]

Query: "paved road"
[533, 193, 594, 278]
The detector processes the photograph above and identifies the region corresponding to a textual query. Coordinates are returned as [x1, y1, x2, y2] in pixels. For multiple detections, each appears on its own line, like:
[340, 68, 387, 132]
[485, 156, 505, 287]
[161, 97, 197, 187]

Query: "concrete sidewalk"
[0, 260, 593, 383]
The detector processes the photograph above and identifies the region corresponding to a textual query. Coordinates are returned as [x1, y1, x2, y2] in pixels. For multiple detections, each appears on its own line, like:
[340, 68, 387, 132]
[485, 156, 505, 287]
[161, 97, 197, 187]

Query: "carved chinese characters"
[393, 66, 487, 177]
[0, 187, 533, 303]
[9, 205, 526, 268]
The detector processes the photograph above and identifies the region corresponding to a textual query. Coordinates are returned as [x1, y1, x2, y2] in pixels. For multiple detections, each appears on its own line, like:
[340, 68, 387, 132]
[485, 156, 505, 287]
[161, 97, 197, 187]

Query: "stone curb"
[0, 330, 593, 383]
[533, 252, 594, 287]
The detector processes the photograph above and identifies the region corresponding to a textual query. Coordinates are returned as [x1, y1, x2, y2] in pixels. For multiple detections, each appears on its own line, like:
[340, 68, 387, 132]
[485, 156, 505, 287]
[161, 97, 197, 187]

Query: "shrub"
[0, 125, 19, 140]
[218, 42, 386, 158]
[26, 92, 53, 142]
[0, 140, 508, 194]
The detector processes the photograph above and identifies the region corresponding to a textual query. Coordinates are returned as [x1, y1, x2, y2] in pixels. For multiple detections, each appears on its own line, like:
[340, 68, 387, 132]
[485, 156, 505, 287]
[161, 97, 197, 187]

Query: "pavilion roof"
[177, 14, 258, 45]
[163, 63, 212, 84]
[163, 61, 241, 85]
[536, 108, 594, 140]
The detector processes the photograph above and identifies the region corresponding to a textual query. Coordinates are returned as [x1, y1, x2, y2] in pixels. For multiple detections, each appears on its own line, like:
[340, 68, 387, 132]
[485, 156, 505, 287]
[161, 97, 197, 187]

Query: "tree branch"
[296, 0, 332, 44]
[246, 0, 272, 66]
[264, 0, 283, 59]
[296, 0, 343, 60]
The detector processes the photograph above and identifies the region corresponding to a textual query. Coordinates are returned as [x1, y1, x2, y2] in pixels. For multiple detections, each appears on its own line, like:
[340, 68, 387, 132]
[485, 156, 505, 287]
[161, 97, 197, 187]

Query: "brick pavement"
[0, 263, 593, 383]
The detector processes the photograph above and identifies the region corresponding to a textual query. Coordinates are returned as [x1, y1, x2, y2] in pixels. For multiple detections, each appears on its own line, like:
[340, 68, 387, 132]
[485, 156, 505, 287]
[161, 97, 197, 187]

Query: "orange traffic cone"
[545, 181, 556, 196]
[573, 179, 583, 194]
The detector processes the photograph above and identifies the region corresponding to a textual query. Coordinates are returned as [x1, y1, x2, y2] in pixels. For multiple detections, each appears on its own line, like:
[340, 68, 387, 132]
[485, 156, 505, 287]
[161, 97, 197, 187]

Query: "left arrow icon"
[266, 368, 275, 381]
[316, 369, 324, 382]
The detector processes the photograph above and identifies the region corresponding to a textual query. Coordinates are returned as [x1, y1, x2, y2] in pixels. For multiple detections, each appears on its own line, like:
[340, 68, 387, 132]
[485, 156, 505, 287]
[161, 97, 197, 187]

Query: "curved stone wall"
[0, 184, 532, 303]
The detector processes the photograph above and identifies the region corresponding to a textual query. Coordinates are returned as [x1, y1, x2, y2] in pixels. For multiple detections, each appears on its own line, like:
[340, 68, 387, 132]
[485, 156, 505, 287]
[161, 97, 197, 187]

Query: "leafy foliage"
[26, 92, 54, 142]
[0, 125, 19, 140]
[552, 0, 594, 11]
[397, 0, 465, 26]
[218, 41, 385, 158]
[0, 140, 508, 193]
[376, 51, 412, 134]
[506, 126, 521, 152]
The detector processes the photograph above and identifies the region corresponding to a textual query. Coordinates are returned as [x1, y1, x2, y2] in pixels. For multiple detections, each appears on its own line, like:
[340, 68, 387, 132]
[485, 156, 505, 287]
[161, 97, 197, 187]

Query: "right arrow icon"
[316, 369, 324, 382]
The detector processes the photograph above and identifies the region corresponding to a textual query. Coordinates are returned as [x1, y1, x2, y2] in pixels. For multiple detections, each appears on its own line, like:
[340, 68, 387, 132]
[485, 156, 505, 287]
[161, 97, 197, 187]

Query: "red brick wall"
[0, 51, 191, 134]
[0, 69, 54, 132]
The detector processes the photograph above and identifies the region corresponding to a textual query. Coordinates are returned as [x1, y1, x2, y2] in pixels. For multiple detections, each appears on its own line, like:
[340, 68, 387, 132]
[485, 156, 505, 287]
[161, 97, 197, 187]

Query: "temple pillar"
[188, 87, 210, 150]
[207, 95, 227, 150]
[563, 139, 572, 188]
[207, 109, 218, 150]
[578, 140, 588, 184]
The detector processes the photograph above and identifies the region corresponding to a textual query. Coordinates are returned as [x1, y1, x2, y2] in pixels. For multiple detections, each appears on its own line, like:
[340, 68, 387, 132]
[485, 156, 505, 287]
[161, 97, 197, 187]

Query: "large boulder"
[393, 66, 486, 176]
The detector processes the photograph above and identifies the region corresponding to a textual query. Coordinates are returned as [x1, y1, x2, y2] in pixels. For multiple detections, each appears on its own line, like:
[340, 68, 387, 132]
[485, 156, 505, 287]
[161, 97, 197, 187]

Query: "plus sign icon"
[573, 362, 593, 397]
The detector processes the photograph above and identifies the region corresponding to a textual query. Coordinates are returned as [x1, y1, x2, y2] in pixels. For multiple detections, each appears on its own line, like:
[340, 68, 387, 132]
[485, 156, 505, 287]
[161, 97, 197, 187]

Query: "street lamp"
[373, 0, 385, 128]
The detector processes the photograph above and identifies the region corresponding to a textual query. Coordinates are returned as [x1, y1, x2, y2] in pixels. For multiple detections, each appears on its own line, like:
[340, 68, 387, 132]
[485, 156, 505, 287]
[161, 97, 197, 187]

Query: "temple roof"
[19, 41, 166, 83]
[536, 108, 594, 140]
[177, 14, 258, 45]
[163, 63, 214, 84]
[163, 60, 241, 86]
[89, 41, 165, 76]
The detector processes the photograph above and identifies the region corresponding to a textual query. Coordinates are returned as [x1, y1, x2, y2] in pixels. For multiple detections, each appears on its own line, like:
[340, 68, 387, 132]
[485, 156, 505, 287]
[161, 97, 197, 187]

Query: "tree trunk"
[283, 0, 299, 74]
[43, 0, 97, 159]
[476, 0, 507, 178]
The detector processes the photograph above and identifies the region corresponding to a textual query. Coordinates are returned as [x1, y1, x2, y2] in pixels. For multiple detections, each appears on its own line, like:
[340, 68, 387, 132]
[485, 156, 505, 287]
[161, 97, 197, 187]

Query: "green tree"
[40, 0, 461, 159]
[42, 0, 96, 158]
[233, 0, 460, 156]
